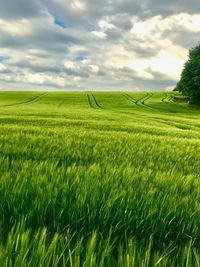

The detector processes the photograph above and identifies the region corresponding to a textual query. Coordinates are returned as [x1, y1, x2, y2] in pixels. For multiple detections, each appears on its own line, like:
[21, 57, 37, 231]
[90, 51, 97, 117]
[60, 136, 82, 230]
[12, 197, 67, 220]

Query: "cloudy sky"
[0, 0, 199, 91]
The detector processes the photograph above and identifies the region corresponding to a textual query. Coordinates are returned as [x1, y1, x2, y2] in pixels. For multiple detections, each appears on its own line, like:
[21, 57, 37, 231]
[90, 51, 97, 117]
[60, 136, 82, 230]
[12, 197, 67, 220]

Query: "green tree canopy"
[176, 44, 200, 104]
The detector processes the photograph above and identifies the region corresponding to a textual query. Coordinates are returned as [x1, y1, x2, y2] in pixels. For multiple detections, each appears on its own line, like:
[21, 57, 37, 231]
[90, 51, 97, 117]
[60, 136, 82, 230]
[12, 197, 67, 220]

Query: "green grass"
[0, 91, 200, 266]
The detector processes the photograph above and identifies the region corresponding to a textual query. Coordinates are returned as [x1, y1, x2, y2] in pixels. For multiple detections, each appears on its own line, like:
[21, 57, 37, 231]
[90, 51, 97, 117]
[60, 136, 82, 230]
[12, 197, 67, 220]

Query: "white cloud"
[98, 19, 116, 30]
[82, 59, 91, 65]
[25, 73, 46, 84]
[64, 60, 77, 69]
[174, 13, 200, 32]
[0, 18, 31, 36]
[74, 76, 81, 81]
[0, 63, 7, 72]
[128, 14, 194, 80]
[131, 13, 200, 40]
[91, 31, 107, 39]
[127, 46, 187, 81]
[89, 65, 99, 74]
[68, 45, 88, 55]
[71, 0, 86, 11]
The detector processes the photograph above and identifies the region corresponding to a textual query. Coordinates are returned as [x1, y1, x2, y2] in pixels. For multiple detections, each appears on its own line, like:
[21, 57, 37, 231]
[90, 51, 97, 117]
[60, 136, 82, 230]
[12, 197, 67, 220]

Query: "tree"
[176, 44, 200, 104]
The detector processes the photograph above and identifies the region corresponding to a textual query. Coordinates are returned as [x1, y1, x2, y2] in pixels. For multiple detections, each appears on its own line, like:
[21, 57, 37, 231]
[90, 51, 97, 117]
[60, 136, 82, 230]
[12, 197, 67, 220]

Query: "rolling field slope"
[0, 92, 200, 266]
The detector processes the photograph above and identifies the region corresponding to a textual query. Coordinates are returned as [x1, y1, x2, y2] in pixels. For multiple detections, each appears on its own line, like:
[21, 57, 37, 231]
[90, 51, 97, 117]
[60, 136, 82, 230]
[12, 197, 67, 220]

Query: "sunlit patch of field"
[0, 91, 200, 266]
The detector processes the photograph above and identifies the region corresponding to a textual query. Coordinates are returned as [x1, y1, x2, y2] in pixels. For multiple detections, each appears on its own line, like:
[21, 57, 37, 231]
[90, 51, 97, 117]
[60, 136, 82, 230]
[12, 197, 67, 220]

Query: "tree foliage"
[176, 44, 200, 103]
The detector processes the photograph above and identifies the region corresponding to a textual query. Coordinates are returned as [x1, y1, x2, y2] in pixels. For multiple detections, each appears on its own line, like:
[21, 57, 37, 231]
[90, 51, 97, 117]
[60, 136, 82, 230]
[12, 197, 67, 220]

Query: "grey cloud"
[42, 0, 89, 28]
[0, 68, 12, 74]
[0, 25, 79, 54]
[11, 61, 62, 74]
[133, 77, 176, 90]
[1, 0, 199, 23]
[105, 28, 123, 41]
[162, 29, 200, 50]
[144, 0, 200, 17]
[114, 66, 175, 90]
[0, 0, 41, 19]
[96, 70, 107, 76]
[85, 0, 141, 18]
[44, 0, 200, 25]
[64, 68, 90, 78]
[109, 13, 133, 30]
[118, 66, 138, 77]
[122, 71, 176, 90]
[64, 63, 105, 78]
[125, 43, 159, 58]
[146, 68, 174, 81]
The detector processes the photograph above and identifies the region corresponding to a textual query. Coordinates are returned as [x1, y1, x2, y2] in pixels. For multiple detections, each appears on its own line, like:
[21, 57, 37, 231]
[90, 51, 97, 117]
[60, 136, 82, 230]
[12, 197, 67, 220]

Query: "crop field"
[0, 91, 200, 266]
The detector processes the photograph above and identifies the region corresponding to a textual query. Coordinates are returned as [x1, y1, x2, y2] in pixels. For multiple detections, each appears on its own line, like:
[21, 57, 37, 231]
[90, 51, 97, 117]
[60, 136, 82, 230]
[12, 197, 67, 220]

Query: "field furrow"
[0, 92, 48, 108]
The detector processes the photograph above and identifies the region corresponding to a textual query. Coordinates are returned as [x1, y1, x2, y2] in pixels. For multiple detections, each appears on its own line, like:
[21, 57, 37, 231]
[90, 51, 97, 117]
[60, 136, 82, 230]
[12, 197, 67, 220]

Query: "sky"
[0, 0, 199, 91]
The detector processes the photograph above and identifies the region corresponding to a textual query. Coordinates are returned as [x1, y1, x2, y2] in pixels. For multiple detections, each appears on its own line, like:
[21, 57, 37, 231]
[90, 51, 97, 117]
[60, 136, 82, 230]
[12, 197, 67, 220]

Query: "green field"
[0, 91, 200, 266]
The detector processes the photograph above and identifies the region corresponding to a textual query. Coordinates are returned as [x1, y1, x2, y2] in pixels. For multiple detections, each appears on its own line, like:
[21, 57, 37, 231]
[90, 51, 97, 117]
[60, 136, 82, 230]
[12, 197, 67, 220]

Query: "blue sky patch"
[0, 56, 9, 62]
[75, 55, 86, 62]
[54, 16, 66, 29]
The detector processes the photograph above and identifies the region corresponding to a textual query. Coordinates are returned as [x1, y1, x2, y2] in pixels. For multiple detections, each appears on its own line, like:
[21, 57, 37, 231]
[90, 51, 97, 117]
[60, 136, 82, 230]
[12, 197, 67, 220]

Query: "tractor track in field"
[57, 100, 65, 108]
[141, 93, 154, 104]
[0, 93, 48, 108]
[87, 93, 103, 109]
[122, 93, 137, 104]
[135, 93, 149, 104]
[87, 93, 94, 109]
[57, 97, 69, 108]
[162, 93, 175, 103]
[168, 94, 175, 102]
[91, 93, 103, 109]
[127, 93, 153, 105]
[123, 93, 154, 106]
[161, 93, 168, 102]
[122, 94, 137, 105]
